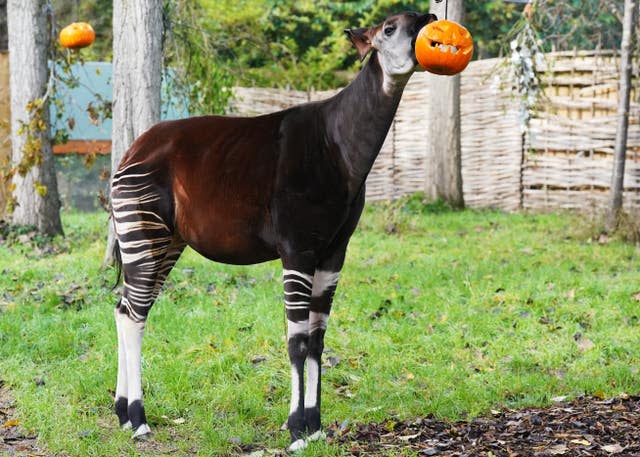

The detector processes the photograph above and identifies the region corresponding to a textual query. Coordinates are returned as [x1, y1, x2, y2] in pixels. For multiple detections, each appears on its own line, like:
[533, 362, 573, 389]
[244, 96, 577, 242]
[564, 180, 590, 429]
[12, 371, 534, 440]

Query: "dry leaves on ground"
[328, 394, 640, 456]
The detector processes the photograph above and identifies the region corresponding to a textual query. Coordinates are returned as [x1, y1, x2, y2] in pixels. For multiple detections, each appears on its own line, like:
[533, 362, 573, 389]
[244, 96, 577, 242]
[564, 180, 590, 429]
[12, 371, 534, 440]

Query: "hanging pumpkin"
[415, 19, 474, 76]
[59, 22, 95, 49]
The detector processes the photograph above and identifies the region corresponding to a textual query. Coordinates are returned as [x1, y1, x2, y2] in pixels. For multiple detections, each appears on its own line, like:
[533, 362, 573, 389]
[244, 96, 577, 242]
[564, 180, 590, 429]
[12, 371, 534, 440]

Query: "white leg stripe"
[115, 309, 128, 400]
[283, 269, 314, 283]
[287, 319, 309, 338]
[305, 358, 319, 409]
[309, 310, 329, 332]
[312, 270, 340, 297]
[289, 365, 302, 415]
[283, 278, 313, 291]
[119, 315, 145, 402]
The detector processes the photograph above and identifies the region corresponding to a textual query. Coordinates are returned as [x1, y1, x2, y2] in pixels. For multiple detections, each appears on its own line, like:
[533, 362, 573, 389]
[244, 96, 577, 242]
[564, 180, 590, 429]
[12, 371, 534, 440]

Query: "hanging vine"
[498, 16, 546, 134]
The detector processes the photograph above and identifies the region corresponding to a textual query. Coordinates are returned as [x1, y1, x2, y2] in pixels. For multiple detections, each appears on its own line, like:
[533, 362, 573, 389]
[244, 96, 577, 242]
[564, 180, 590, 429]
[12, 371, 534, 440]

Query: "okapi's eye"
[384, 25, 396, 36]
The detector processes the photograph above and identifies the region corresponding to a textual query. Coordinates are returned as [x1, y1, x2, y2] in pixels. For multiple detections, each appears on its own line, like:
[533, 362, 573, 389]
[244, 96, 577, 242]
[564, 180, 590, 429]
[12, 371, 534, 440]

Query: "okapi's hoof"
[287, 430, 326, 452]
[132, 423, 152, 440]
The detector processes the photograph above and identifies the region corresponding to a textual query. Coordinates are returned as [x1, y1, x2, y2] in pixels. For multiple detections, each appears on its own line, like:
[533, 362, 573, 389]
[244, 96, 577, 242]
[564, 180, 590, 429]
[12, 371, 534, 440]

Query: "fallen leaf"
[570, 438, 591, 446]
[335, 386, 353, 398]
[576, 337, 595, 352]
[593, 390, 606, 400]
[601, 443, 625, 454]
[546, 444, 568, 455]
[172, 417, 186, 425]
[245, 451, 265, 457]
[325, 356, 341, 368]
[398, 432, 421, 441]
[244, 451, 265, 457]
[251, 355, 267, 366]
[2, 418, 20, 428]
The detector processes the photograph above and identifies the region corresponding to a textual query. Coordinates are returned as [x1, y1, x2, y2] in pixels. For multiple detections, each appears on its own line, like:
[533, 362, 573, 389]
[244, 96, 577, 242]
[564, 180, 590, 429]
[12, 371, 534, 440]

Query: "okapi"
[110, 11, 437, 451]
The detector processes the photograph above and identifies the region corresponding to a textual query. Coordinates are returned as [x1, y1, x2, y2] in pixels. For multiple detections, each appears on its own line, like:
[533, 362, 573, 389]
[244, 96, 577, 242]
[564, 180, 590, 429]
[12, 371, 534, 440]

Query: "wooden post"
[606, 0, 638, 232]
[424, 0, 465, 209]
[0, 51, 10, 219]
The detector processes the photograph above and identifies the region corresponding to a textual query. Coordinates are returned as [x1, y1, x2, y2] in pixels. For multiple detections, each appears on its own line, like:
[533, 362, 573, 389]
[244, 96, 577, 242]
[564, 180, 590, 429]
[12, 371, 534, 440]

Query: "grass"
[1, 194, 640, 456]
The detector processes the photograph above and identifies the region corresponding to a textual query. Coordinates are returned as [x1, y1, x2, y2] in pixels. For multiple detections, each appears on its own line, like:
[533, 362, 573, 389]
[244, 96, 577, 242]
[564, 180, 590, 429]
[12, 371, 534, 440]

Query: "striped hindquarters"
[111, 162, 176, 322]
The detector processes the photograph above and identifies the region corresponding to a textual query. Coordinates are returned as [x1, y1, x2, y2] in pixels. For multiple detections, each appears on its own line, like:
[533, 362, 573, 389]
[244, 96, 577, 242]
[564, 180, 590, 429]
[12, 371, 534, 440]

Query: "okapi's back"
[116, 113, 286, 265]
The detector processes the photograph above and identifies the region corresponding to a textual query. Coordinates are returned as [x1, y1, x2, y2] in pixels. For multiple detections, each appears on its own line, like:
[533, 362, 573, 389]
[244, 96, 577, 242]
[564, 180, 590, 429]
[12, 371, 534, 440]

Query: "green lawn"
[1, 195, 640, 456]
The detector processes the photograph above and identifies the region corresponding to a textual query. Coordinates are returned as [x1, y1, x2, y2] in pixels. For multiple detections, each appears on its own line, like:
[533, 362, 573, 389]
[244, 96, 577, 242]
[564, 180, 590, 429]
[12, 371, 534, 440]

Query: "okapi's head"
[346, 12, 437, 93]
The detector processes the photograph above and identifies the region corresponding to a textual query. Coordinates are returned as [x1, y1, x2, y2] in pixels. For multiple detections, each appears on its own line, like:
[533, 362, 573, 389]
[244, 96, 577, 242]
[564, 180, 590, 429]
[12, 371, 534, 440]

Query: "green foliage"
[162, 0, 235, 115]
[48, 0, 629, 94]
[2, 204, 640, 455]
[199, 0, 364, 89]
[465, 0, 520, 58]
[532, 0, 623, 52]
[198, 0, 525, 89]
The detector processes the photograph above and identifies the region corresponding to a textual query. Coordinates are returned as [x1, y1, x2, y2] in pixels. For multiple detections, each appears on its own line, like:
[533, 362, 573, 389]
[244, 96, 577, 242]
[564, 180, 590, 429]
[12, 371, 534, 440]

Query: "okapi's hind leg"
[114, 236, 186, 438]
[111, 165, 186, 438]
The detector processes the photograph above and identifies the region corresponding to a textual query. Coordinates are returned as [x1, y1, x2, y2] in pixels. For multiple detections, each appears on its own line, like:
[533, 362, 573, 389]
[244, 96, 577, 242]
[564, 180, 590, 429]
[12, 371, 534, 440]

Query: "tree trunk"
[424, 0, 465, 209]
[7, 0, 63, 235]
[0, 0, 8, 51]
[104, 0, 163, 265]
[0, 0, 9, 218]
[606, 0, 638, 232]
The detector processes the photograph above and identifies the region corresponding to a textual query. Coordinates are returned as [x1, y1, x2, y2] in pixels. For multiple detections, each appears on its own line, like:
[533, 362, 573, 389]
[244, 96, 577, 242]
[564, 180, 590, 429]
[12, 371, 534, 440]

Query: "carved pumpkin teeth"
[431, 41, 459, 54]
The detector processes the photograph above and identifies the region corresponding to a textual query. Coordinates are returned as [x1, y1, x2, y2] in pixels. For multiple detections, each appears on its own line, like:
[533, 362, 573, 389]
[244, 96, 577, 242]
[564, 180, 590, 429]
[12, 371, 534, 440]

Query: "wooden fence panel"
[459, 58, 523, 211]
[524, 51, 640, 212]
[227, 50, 639, 213]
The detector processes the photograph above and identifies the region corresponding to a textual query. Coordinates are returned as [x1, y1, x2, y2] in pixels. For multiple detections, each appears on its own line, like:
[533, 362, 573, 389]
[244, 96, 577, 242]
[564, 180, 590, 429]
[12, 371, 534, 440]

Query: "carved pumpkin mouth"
[430, 41, 459, 54]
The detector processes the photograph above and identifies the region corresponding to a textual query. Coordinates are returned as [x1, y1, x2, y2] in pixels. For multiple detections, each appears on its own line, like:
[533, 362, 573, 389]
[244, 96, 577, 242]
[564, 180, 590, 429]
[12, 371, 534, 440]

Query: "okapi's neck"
[325, 51, 409, 187]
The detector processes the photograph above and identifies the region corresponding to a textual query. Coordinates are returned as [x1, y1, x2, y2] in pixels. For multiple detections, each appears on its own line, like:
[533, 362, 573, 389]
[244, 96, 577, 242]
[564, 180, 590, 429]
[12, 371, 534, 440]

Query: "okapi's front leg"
[304, 269, 340, 437]
[283, 255, 344, 451]
[282, 266, 314, 449]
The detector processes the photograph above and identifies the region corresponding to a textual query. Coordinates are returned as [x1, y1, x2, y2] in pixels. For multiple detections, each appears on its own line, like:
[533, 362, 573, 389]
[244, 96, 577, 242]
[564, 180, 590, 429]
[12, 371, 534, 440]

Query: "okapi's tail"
[112, 238, 123, 290]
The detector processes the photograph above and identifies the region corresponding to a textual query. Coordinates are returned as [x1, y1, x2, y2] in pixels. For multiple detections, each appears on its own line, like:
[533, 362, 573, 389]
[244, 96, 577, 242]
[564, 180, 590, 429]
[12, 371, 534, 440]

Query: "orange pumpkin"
[59, 22, 95, 49]
[415, 19, 473, 76]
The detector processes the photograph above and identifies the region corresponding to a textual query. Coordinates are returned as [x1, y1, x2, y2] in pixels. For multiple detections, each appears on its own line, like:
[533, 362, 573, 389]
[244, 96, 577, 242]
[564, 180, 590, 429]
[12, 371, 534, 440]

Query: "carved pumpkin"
[415, 19, 473, 76]
[59, 22, 95, 49]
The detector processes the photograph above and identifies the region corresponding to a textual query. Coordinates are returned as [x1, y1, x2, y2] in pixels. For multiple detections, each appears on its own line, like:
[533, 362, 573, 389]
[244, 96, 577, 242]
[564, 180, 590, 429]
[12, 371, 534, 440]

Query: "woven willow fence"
[228, 50, 640, 212]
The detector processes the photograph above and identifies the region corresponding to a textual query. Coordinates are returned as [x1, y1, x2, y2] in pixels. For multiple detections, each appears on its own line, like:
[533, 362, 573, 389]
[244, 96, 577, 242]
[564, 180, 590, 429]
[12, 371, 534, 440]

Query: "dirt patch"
[327, 394, 640, 456]
[0, 381, 49, 456]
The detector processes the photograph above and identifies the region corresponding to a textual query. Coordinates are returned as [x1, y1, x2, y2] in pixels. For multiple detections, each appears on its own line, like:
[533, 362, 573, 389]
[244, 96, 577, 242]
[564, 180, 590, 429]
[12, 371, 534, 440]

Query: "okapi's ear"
[345, 27, 374, 62]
